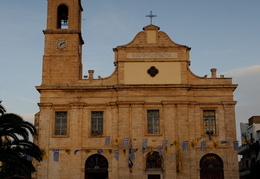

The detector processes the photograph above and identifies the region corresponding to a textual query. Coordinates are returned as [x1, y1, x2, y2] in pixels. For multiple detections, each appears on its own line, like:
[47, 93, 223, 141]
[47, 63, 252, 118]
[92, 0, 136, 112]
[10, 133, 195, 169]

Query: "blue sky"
[0, 0, 260, 142]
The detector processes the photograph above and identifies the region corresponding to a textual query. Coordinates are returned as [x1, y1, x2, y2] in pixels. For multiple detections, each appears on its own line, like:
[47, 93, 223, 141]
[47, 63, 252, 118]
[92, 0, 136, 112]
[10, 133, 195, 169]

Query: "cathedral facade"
[34, 0, 239, 178]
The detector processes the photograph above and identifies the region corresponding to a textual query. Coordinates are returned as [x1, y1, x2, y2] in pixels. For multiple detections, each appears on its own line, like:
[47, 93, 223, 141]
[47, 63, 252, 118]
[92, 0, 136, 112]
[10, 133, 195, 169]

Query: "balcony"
[238, 144, 250, 155]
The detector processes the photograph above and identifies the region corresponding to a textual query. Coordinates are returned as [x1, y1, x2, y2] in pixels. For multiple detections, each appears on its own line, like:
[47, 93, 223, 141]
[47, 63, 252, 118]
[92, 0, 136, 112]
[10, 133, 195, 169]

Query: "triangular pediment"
[115, 24, 190, 49]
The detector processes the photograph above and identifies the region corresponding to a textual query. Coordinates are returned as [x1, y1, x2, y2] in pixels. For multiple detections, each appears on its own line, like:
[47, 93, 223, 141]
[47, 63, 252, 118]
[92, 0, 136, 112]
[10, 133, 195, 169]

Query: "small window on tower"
[57, 4, 69, 29]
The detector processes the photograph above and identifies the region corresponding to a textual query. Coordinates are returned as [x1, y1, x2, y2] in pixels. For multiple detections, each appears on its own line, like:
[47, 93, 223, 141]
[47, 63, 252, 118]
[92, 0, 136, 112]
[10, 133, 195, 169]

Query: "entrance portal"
[200, 153, 224, 179]
[85, 154, 108, 179]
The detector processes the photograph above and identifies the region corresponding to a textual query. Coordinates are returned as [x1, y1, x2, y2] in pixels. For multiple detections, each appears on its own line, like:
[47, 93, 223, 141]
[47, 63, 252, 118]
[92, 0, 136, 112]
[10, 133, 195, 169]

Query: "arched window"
[57, 4, 68, 29]
[146, 152, 162, 169]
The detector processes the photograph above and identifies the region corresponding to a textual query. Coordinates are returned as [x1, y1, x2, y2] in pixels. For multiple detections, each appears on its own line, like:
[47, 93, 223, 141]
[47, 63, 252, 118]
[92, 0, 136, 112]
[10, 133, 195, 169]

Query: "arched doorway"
[85, 154, 108, 179]
[145, 152, 163, 179]
[200, 153, 224, 179]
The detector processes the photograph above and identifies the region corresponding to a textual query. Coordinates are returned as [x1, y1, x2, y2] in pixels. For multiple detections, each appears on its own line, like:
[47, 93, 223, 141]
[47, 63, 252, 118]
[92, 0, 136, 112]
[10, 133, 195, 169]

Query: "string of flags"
[41, 137, 240, 163]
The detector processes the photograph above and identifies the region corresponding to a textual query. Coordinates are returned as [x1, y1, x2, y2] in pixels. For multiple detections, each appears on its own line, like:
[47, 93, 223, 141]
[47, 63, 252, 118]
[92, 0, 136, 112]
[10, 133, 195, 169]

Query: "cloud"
[221, 65, 260, 77]
[222, 65, 260, 143]
[21, 113, 35, 125]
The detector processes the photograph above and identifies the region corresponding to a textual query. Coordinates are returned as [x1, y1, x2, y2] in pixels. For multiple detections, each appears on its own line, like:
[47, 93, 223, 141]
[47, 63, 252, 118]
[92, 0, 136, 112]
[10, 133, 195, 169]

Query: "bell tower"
[42, 0, 84, 85]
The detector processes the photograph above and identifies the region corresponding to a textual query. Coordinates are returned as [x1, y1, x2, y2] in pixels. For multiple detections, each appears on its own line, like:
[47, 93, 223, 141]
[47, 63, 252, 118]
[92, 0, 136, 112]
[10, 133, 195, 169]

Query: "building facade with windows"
[238, 116, 260, 179]
[34, 0, 239, 178]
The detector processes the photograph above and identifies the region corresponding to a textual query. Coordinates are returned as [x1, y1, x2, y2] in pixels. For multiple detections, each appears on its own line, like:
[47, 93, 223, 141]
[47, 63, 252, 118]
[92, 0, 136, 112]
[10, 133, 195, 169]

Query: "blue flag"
[158, 146, 162, 155]
[162, 140, 168, 148]
[74, 149, 81, 155]
[53, 149, 59, 162]
[123, 138, 129, 146]
[105, 136, 110, 145]
[233, 141, 239, 151]
[142, 139, 148, 153]
[114, 150, 119, 161]
[201, 141, 206, 151]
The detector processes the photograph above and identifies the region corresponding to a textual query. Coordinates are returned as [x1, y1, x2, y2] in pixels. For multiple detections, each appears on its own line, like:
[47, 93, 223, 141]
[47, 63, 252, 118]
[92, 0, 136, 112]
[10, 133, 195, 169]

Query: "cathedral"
[34, 0, 239, 178]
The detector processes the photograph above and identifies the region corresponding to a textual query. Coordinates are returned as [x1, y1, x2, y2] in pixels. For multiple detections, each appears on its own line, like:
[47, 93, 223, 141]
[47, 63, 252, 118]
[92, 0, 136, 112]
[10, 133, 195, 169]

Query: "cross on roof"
[146, 11, 157, 24]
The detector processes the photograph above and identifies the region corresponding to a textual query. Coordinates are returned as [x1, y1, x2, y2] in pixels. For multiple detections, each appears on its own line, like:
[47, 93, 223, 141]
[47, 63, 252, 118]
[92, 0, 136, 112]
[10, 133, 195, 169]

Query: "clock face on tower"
[57, 40, 66, 49]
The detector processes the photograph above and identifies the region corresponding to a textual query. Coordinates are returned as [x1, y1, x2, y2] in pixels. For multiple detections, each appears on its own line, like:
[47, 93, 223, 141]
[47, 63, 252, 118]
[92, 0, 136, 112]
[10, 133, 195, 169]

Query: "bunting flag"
[171, 141, 179, 147]
[84, 149, 91, 155]
[129, 139, 134, 168]
[105, 136, 111, 145]
[242, 140, 249, 144]
[201, 141, 206, 151]
[233, 141, 239, 151]
[114, 137, 120, 145]
[129, 149, 134, 168]
[41, 149, 47, 160]
[97, 150, 103, 154]
[123, 138, 129, 146]
[149, 147, 154, 155]
[176, 148, 182, 173]
[165, 145, 168, 153]
[65, 149, 71, 155]
[196, 137, 203, 143]
[114, 150, 119, 161]
[109, 149, 113, 155]
[158, 146, 162, 156]
[213, 141, 219, 150]
[74, 149, 81, 155]
[189, 141, 196, 150]
[221, 141, 229, 144]
[162, 140, 168, 148]
[142, 139, 148, 153]
[181, 141, 189, 151]
[53, 149, 59, 162]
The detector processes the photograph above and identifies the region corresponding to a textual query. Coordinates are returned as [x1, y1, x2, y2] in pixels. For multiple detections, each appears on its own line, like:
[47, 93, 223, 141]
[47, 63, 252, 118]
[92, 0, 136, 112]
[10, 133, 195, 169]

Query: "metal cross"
[146, 11, 157, 24]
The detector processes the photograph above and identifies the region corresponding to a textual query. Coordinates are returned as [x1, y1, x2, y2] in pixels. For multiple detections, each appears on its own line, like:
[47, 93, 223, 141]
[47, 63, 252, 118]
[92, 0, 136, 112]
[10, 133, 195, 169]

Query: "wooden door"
[200, 153, 224, 179]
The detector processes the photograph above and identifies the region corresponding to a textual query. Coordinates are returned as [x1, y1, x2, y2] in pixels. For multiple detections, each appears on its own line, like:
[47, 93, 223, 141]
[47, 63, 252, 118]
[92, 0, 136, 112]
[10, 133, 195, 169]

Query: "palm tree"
[0, 101, 42, 179]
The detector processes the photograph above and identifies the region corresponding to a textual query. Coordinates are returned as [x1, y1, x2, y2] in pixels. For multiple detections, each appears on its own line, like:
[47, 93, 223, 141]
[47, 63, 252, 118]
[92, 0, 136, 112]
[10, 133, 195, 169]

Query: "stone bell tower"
[42, 0, 84, 85]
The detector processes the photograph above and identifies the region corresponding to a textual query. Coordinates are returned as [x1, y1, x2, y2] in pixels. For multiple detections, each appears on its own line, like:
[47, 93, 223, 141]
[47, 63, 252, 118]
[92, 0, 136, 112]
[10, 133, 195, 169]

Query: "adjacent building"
[239, 116, 260, 179]
[34, 0, 239, 178]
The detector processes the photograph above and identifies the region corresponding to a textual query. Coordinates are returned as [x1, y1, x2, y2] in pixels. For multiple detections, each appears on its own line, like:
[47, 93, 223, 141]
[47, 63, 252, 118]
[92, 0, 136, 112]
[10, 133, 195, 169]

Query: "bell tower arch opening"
[57, 4, 69, 29]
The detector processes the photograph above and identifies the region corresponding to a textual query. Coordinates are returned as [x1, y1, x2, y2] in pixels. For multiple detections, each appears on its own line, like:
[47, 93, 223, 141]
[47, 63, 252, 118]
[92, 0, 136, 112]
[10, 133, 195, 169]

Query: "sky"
[0, 0, 260, 144]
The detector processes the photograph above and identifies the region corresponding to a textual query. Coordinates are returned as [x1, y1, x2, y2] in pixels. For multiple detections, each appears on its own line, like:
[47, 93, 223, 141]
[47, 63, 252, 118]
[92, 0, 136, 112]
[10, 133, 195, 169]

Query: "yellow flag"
[171, 141, 179, 147]
[109, 149, 113, 155]
[65, 149, 71, 155]
[151, 139, 157, 142]
[176, 148, 182, 173]
[165, 145, 168, 153]
[114, 137, 120, 145]
[83, 149, 91, 155]
[41, 149, 47, 160]
[213, 141, 219, 150]
[189, 141, 196, 150]
[149, 147, 153, 155]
